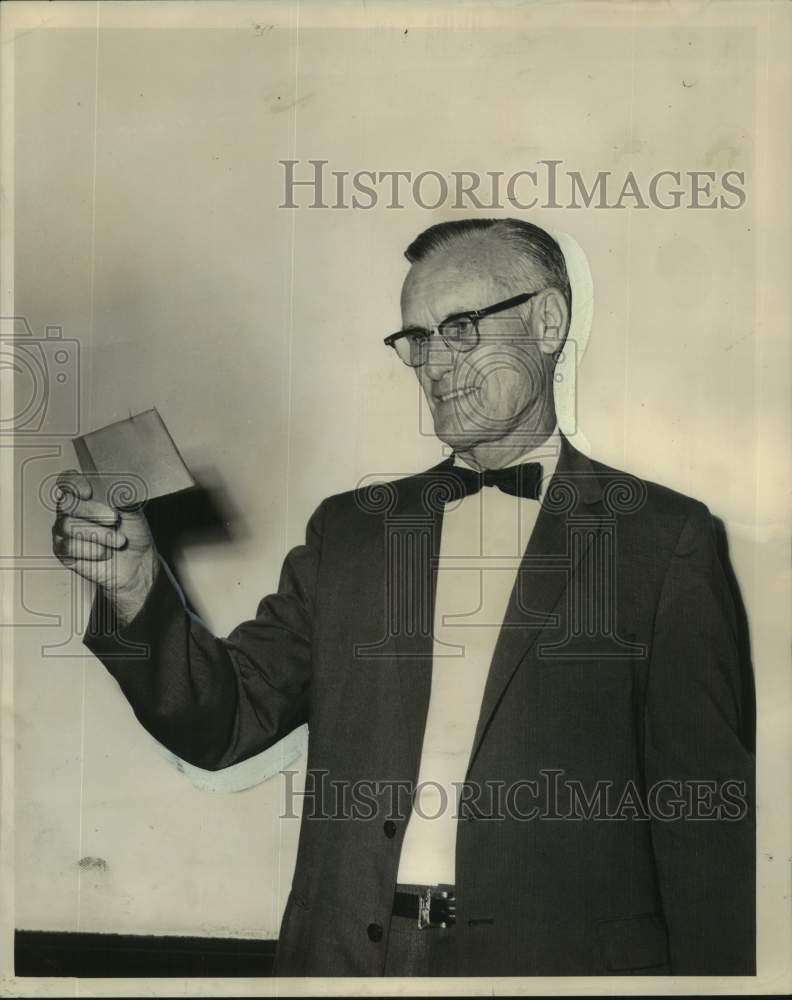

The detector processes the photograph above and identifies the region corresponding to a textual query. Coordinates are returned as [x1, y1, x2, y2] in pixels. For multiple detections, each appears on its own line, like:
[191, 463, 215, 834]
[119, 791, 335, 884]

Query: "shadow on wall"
[144, 465, 250, 623]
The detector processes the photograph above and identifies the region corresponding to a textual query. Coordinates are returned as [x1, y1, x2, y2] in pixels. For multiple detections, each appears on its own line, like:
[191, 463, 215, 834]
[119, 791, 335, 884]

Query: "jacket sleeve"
[83, 500, 326, 770]
[644, 503, 755, 974]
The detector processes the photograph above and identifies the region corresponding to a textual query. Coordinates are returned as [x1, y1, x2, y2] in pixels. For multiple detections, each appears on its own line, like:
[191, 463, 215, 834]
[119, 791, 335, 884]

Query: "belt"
[392, 884, 456, 929]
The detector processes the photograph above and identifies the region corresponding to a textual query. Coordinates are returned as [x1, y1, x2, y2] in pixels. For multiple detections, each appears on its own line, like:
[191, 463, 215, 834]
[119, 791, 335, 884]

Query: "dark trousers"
[383, 911, 457, 976]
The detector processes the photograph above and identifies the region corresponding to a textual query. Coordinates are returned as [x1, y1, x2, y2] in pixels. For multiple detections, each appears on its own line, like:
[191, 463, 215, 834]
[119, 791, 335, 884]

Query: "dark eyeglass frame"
[383, 290, 543, 367]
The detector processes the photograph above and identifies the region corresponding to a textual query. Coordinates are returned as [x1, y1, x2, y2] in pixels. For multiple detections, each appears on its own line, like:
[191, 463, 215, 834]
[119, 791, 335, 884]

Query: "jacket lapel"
[466, 437, 604, 773]
[388, 457, 453, 781]
[387, 440, 605, 782]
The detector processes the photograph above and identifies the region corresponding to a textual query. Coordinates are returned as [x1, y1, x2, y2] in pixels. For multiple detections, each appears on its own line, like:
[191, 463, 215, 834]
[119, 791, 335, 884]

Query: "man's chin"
[433, 419, 488, 452]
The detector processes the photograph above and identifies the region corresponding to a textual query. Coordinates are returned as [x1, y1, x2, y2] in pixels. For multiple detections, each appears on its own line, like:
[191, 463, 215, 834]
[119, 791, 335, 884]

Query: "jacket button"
[367, 922, 383, 942]
[383, 820, 396, 838]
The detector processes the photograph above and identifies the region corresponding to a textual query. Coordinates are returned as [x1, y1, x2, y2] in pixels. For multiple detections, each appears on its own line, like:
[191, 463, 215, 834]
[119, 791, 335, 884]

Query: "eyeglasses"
[383, 290, 543, 368]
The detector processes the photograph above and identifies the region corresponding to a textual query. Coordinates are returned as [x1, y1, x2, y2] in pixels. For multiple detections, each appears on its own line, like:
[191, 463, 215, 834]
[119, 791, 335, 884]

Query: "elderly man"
[53, 218, 754, 977]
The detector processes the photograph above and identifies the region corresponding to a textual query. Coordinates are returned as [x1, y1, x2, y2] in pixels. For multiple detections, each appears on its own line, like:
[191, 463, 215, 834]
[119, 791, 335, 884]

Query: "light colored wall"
[11, 4, 786, 940]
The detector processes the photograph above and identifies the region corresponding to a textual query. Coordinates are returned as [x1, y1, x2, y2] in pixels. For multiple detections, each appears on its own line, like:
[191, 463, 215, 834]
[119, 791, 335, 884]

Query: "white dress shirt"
[396, 429, 561, 887]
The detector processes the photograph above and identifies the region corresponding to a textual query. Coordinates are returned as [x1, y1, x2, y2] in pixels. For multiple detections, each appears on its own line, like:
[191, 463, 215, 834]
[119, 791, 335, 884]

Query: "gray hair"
[405, 218, 572, 316]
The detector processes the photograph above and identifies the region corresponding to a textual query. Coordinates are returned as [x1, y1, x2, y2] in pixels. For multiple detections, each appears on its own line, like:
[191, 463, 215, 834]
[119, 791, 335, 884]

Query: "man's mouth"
[435, 385, 479, 404]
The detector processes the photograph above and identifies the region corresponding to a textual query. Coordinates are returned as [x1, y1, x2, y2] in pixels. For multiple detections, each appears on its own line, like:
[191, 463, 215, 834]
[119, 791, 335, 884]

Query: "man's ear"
[533, 288, 569, 357]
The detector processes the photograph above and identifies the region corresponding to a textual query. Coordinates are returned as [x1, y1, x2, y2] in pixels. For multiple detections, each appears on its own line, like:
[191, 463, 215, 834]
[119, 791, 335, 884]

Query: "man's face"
[400, 242, 550, 451]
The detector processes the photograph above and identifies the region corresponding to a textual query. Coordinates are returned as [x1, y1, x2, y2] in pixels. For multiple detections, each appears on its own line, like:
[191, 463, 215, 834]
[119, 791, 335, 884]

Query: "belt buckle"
[417, 886, 455, 930]
[417, 887, 432, 930]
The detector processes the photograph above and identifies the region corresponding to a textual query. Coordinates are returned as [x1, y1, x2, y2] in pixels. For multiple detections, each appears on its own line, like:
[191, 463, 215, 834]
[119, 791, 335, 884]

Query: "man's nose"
[421, 335, 455, 379]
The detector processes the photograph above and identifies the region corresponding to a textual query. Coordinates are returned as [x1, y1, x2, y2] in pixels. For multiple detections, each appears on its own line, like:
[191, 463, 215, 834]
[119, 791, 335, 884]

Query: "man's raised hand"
[52, 470, 157, 623]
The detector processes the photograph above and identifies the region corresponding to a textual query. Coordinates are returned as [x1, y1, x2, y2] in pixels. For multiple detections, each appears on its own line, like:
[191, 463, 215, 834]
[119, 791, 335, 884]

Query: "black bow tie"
[446, 460, 543, 501]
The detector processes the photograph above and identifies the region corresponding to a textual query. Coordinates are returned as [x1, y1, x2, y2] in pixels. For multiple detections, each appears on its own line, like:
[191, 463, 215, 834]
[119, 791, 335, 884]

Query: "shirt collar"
[452, 427, 562, 499]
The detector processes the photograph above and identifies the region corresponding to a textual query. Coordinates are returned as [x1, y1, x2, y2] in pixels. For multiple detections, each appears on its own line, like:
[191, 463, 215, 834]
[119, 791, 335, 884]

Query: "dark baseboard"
[15, 929, 277, 978]
[14, 930, 764, 986]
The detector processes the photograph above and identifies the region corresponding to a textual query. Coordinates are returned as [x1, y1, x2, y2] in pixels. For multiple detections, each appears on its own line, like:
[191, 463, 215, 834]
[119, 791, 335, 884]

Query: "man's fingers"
[55, 516, 128, 549]
[54, 535, 115, 562]
[56, 498, 120, 526]
[55, 470, 93, 507]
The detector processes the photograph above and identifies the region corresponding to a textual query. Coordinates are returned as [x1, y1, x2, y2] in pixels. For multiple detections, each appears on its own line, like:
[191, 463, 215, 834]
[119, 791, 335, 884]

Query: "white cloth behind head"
[548, 228, 593, 454]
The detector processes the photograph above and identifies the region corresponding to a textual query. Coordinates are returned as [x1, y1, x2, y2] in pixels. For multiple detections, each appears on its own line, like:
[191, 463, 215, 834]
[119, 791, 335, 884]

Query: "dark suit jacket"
[84, 438, 755, 976]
